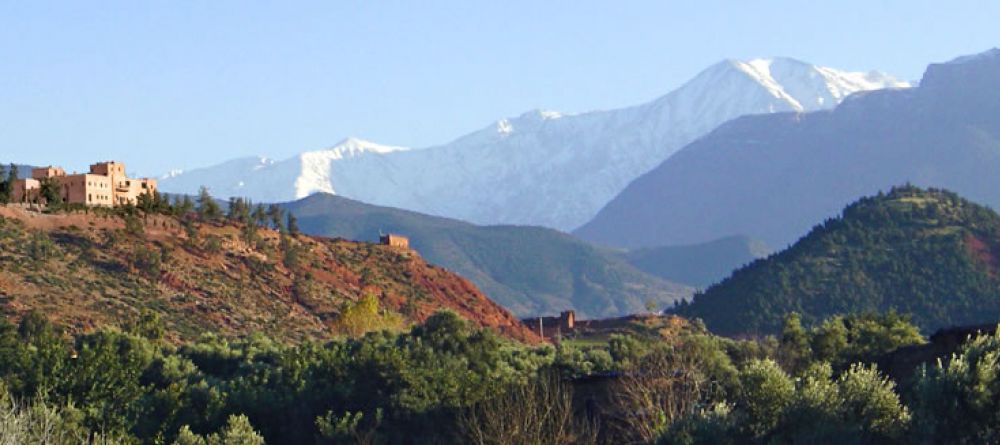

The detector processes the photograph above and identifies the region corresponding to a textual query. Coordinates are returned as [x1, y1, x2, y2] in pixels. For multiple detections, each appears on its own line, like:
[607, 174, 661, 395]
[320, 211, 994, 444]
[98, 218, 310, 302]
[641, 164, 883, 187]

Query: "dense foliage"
[911, 327, 1000, 444]
[0, 304, 998, 444]
[676, 186, 1000, 335]
[0, 311, 553, 444]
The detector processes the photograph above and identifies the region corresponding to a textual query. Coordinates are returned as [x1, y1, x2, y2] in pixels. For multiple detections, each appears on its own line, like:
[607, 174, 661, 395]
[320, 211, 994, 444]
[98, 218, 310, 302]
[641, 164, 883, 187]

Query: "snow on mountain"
[294, 137, 410, 198]
[574, 48, 1000, 250]
[159, 58, 909, 230]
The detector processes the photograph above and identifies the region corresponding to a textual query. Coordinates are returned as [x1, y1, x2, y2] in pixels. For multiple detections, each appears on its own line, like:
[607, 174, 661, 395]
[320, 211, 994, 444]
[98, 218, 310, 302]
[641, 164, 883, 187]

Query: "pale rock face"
[160, 58, 908, 230]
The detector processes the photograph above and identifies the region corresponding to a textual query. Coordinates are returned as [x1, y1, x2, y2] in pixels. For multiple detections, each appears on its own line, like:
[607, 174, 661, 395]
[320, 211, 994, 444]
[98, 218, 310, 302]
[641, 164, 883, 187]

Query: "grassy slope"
[0, 206, 536, 343]
[282, 193, 692, 319]
[675, 186, 1000, 336]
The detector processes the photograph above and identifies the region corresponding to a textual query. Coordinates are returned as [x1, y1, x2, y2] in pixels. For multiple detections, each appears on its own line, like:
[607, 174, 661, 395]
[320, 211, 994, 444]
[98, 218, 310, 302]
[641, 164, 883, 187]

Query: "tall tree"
[252, 204, 267, 227]
[267, 204, 284, 231]
[779, 312, 812, 374]
[38, 176, 62, 206]
[286, 212, 299, 236]
[175, 195, 195, 216]
[196, 187, 221, 221]
[0, 164, 8, 204]
[136, 190, 156, 214]
[7, 165, 18, 203]
[227, 197, 249, 222]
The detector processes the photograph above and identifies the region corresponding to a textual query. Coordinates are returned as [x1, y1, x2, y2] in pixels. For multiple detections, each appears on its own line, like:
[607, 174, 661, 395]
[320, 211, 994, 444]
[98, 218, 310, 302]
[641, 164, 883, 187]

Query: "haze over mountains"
[160, 58, 907, 231]
[576, 49, 1000, 249]
[622, 235, 770, 289]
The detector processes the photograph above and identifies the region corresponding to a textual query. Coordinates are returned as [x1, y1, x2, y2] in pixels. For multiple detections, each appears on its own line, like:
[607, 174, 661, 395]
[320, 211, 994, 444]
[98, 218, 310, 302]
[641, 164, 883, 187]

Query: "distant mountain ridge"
[281, 193, 692, 318]
[623, 235, 770, 288]
[576, 48, 1000, 249]
[674, 186, 1000, 336]
[160, 58, 907, 231]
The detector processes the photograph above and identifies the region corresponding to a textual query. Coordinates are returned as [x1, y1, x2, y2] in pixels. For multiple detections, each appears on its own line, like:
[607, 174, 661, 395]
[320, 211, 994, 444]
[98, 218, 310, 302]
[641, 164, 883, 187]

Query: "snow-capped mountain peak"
[729, 58, 809, 110]
[321, 137, 410, 159]
[495, 109, 565, 135]
[712, 57, 911, 112]
[160, 57, 909, 230]
[293, 138, 411, 198]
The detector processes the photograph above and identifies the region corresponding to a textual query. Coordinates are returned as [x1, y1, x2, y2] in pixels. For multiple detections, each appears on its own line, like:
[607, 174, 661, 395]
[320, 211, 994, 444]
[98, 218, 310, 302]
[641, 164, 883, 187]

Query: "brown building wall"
[31, 166, 65, 180]
[8, 161, 154, 207]
[60, 174, 114, 206]
[89, 161, 157, 205]
[380, 234, 410, 248]
[89, 162, 125, 177]
[87, 162, 157, 206]
[10, 178, 40, 203]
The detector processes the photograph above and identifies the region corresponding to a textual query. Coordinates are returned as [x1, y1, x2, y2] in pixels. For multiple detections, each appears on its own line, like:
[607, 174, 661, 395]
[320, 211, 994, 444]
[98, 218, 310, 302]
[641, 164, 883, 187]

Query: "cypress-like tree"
[267, 204, 284, 231]
[0, 164, 8, 204]
[287, 212, 299, 236]
[252, 204, 268, 227]
[6, 165, 19, 204]
[196, 187, 221, 221]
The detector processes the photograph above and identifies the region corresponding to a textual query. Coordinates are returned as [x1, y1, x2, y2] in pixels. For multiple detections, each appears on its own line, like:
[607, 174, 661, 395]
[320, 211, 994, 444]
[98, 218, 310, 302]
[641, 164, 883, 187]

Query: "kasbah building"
[10, 161, 157, 207]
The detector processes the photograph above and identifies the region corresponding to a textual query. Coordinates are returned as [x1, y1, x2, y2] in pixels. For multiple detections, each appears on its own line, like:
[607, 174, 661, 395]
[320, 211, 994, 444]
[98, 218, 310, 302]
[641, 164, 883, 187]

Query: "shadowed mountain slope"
[576, 49, 1000, 249]
[282, 193, 692, 318]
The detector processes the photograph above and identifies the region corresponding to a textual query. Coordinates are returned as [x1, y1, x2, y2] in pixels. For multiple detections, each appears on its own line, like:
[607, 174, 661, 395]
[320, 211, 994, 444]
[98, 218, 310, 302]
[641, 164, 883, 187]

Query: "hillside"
[281, 193, 691, 318]
[576, 48, 1000, 249]
[0, 205, 536, 343]
[161, 58, 905, 231]
[673, 186, 1000, 336]
[623, 235, 769, 288]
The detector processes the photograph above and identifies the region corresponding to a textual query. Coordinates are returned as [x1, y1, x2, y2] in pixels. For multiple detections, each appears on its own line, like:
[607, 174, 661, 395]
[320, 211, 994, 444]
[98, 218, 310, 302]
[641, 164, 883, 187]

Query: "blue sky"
[1, 1, 998, 175]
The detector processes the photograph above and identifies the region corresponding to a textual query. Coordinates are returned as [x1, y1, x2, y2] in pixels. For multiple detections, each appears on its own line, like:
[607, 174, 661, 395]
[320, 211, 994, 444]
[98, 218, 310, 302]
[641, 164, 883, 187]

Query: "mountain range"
[160, 58, 907, 231]
[622, 235, 769, 289]
[576, 49, 1000, 249]
[281, 193, 691, 318]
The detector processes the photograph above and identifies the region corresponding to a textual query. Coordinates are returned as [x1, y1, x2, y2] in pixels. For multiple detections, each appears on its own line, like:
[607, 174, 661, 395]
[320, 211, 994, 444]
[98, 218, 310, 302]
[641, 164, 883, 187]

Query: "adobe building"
[10, 161, 157, 207]
[380, 233, 410, 249]
[523, 310, 576, 339]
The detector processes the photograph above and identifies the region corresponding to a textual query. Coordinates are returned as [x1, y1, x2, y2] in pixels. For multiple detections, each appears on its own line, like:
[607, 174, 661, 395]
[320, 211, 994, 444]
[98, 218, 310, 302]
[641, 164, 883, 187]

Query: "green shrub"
[912, 326, 1000, 444]
[27, 231, 56, 262]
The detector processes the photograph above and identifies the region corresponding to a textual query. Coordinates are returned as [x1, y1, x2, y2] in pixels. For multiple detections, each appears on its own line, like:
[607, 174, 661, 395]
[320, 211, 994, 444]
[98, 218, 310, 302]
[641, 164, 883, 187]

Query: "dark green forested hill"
[674, 186, 1000, 336]
[282, 193, 691, 318]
